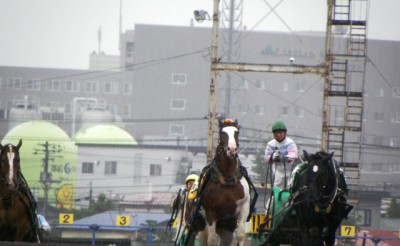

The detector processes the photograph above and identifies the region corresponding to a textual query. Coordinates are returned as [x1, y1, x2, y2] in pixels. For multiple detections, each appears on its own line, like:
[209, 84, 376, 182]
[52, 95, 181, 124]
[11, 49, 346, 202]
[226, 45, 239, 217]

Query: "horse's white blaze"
[222, 126, 238, 155]
[7, 145, 14, 185]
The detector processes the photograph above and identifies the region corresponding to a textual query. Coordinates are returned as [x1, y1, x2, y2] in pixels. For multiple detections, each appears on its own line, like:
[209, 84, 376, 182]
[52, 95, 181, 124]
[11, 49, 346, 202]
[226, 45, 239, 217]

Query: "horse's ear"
[303, 150, 309, 160]
[329, 151, 334, 159]
[17, 139, 22, 150]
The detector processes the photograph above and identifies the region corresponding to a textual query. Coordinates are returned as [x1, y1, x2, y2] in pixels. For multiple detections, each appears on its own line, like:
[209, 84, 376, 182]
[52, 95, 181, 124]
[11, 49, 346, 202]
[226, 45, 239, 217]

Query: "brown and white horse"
[197, 119, 250, 246]
[0, 139, 40, 242]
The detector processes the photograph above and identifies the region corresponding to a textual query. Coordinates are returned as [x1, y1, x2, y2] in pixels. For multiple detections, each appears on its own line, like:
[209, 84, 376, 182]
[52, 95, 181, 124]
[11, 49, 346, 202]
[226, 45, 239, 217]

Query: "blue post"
[89, 224, 100, 246]
[147, 228, 152, 246]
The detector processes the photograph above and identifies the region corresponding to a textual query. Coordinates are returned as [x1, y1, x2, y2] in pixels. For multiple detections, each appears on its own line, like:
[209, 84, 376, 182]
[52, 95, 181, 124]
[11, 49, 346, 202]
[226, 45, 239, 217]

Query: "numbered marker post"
[340, 225, 356, 237]
[116, 215, 131, 226]
[59, 213, 74, 224]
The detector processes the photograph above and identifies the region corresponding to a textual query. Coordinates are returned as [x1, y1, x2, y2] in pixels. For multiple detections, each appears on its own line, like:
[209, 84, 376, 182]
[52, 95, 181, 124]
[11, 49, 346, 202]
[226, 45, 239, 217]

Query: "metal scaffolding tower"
[322, 0, 369, 205]
[220, 0, 243, 117]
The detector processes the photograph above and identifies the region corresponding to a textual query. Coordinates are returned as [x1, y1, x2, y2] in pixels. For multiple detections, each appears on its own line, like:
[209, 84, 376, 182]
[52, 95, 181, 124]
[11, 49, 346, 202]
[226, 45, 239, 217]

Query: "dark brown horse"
[196, 119, 251, 246]
[0, 139, 40, 242]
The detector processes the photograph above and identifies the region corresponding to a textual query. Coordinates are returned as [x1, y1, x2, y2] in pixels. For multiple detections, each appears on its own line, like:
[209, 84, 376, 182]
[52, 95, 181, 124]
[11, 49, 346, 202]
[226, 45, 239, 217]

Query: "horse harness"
[289, 159, 346, 215]
[0, 143, 40, 240]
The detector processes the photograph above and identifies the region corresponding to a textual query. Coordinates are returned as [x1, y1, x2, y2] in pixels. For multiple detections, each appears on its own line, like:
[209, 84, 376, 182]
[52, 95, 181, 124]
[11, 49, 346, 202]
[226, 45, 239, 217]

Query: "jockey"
[169, 174, 200, 245]
[264, 120, 298, 189]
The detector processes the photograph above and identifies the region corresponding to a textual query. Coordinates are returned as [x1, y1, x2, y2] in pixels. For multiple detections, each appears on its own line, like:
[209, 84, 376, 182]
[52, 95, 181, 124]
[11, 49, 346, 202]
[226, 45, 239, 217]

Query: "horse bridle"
[308, 156, 341, 214]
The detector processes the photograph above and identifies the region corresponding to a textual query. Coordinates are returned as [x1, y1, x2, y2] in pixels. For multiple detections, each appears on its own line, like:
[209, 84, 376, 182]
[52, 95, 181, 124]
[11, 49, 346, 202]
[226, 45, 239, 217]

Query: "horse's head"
[303, 150, 337, 208]
[218, 118, 239, 159]
[0, 139, 22, 189]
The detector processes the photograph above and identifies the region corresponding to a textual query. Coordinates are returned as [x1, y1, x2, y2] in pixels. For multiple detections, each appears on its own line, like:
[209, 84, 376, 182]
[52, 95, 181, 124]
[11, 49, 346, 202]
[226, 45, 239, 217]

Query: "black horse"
[261, 150, 353, 246]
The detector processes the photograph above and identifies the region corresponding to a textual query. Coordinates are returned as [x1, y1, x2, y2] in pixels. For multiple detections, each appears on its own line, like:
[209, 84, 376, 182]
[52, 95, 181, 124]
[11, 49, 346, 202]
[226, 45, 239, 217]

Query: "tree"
[73, 193, 116, 220]
[385, 198, 400, 218]
[251, 145, 270, 185]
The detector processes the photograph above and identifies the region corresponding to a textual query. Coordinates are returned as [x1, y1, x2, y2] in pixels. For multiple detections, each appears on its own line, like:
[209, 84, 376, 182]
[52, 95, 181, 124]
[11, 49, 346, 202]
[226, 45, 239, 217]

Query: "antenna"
[97, 26, 102, 53]
[119, 0, 122, 51]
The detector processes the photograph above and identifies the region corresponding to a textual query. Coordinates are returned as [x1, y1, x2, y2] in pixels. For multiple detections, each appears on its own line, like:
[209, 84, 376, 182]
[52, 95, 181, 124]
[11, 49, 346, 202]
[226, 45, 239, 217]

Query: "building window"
[82, 162, 94, 174]
[126, 42, 134, 58]
[107, 104, 118, 115]
[170, 124, 184, 136]
[239, 79, 249, 90]
[105, 161, 117, 175]
[47, 79, 61, 91]
[389, 137, 398, 147]
[123, 82, 132, 95]
[133, 153, 143, 184]
[27, 78, 41, 91]
[255, 79, 265, 90]
[66, 80, 80, 92]
[170, 99, 185, 110]
[374, 112, 384, 122]
[355, 209, 371, 226]
[172, 73, 187, 85]
[296, 81, 306, 92]
[295, 107, 304, 117]
[150, 164, 162, 176]
[282, 81, 289, 91]
[122, 105, 131, 116]
[373, 136, 384, 146]
[394, 164, 400, 173]
[255, 104, 264, 115]
[280, 106, 289, 116]
[46, 101, 60, 109]
[7, 77, 21, 89]
[104, 81, 119, 94]
[393, 87, 400, 98]
[85, 81, 99, 93]
[391, 112, 400, 123]
[377, 87, 385, 97]
[65, 103, 72, 113]
[238, 104, 249, 113]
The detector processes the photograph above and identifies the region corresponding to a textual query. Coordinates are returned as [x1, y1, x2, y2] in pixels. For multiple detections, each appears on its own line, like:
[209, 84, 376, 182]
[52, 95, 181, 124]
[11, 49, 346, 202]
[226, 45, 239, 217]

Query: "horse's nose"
[227, 146, 238, 155]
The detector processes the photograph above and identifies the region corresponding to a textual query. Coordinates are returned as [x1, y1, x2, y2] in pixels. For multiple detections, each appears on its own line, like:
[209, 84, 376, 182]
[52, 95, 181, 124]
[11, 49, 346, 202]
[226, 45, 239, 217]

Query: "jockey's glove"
[272, 151, 281, 162]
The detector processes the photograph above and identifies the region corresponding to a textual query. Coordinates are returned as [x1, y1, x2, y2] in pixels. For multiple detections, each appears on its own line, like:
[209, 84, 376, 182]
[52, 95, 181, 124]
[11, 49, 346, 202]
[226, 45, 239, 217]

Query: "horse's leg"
[216, 227, 233, 246]
[185, 230, 198, 246]
[207, 221, 219, 246]
[235, 178, 250, 246]
[198, 228, 208, 246]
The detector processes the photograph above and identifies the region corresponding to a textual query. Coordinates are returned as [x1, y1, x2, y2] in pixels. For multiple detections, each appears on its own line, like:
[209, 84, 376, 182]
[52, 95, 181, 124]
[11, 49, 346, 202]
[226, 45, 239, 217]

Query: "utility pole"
[206, 0, 221, 163]
[34, 141, 62, 217]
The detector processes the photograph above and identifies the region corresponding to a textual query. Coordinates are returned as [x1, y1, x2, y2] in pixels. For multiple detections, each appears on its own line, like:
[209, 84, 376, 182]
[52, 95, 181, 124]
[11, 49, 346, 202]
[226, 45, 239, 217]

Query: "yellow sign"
[116, 215, 131, 226]
[56, 184, 74, 209]
[341, 225, 356, 237]
[250, 214, 267, 234]
[59, 213, 74, 224]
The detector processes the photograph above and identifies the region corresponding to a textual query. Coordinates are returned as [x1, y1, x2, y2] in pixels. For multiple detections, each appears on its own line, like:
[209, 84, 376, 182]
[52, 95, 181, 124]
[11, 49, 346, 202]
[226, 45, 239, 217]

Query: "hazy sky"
[0, 0, 399, 70]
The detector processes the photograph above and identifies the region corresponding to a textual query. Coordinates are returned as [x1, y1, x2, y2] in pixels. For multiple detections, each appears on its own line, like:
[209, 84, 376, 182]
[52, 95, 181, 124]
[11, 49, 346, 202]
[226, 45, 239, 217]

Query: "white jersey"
[264, 136, 298, 189]
[264, 136, 298, 164]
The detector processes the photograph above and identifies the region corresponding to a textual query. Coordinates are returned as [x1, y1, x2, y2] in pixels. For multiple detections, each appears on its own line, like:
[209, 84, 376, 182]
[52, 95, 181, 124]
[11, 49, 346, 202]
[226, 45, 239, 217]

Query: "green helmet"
[272, 120, 287, 132]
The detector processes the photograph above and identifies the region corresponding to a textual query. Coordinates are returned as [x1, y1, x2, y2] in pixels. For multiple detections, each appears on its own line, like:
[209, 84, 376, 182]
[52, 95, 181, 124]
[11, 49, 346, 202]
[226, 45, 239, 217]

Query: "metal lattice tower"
[220, 0, 243, 117]
[322, 0, 369, 206]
